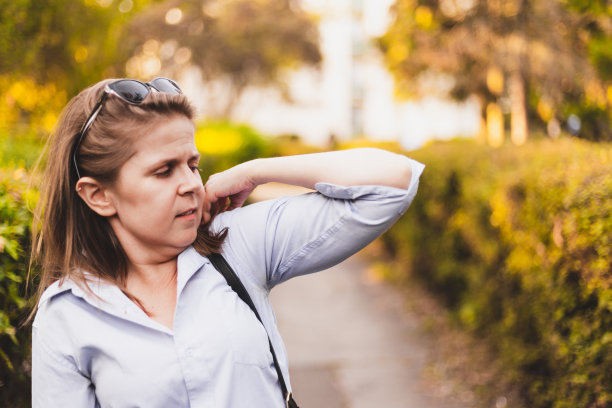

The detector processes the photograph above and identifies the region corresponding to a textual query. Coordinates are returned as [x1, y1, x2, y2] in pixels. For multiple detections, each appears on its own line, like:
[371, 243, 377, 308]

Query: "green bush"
[0, 131, 45, 170]
[194, 121, 324, 178]
[386, 138, 612, 407]
[195, 121, 275, 178]
[0, 167, 36, 406]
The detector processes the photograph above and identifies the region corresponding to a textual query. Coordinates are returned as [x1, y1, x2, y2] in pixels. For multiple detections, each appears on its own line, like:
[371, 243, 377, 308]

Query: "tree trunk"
[486, 102, 504, 148]
[509, 72, 528, 146]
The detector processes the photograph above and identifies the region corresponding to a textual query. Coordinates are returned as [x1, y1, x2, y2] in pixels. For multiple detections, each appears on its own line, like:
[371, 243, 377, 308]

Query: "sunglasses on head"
[72, 77, 183, 180]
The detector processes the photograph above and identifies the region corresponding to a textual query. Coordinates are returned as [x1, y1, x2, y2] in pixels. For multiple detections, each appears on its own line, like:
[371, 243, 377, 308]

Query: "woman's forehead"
[129, 117, 197, 162]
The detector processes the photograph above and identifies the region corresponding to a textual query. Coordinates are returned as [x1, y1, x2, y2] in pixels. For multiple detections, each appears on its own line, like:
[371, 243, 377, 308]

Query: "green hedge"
[0, 131, 44, 169]
[0, 167, 36, 406]
[385, 138, 611, 407]
[195, 121, 275, 178]
[195, 121, 322, 178]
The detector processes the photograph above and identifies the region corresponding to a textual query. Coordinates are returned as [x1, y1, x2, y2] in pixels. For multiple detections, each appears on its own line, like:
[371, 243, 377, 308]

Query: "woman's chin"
[182, 230, 200, 247]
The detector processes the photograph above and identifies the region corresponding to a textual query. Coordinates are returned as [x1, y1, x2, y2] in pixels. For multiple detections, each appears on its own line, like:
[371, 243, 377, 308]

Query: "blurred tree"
[0, 0, 321, 131]
[0, 0, 151, 134]
[379, 0, 612, 142]
[0, 0, 148, 93]
[126, 0, 321, 117]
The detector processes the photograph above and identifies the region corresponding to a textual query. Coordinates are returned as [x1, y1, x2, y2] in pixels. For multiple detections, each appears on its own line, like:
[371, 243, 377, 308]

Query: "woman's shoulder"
[38, 279, 72, 305]
[33, 275, 116, 329]
[209, 196, 290, 232]
[34, 279, 82, 325]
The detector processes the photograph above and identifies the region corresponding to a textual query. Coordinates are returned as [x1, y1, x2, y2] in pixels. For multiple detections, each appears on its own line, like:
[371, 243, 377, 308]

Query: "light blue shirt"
[32, 158, 424, 408]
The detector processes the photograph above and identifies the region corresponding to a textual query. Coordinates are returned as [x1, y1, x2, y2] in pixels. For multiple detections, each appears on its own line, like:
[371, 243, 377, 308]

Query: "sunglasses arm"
[73, 93, 108, 180]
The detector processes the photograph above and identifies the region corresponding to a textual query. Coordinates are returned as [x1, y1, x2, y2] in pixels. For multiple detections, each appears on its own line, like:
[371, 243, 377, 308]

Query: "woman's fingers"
[227, 190, 250, 210]
[200, 196, 212, 224]
[204, 168, 255, 212]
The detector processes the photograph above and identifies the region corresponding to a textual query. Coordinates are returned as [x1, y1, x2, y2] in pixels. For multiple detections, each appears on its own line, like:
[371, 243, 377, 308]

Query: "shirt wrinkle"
[34, 327, 79, 372]
[263, 197, 289, 288]
[276, 212, 348, 279]
[228, 247, 265, 295]
[212, 208, 267, 293]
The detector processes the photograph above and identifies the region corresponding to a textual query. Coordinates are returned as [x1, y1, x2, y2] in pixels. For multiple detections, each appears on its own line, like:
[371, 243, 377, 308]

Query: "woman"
[30, 77, 424, 407]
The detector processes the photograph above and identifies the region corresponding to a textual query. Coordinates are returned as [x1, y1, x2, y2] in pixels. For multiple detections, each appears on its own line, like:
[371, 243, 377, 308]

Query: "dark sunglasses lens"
[150, 78, 182, 94]
[108, 80, 150, 103]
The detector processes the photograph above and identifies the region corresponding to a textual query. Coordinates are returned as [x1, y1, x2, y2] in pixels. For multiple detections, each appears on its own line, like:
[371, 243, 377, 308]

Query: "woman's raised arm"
[204, 148, 414, 210]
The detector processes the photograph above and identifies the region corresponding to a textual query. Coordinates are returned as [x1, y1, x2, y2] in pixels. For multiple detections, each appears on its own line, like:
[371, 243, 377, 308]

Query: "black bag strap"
[208, 253, 299, 408]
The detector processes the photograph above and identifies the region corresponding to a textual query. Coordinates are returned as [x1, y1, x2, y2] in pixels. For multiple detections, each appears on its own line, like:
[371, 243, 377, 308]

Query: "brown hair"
[28, 79, 226, 319]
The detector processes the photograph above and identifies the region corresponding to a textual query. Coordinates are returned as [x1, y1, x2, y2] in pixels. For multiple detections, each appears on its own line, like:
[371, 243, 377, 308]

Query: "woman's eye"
[156, 168, 171, 177]
[190, 165, 200, 173]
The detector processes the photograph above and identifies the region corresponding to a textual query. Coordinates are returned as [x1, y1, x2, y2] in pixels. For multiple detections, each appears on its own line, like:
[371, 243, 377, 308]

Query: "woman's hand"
[203, 162, 257, 214]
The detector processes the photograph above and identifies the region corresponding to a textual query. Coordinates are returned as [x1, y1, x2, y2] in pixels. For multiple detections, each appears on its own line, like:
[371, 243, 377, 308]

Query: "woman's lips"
[177, 208, 197, 218]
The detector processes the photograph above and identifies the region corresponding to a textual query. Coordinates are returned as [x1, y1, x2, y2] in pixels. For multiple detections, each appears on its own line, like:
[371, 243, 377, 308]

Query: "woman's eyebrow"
[148, 158, 176, 170]
[148, 153, 201, 170]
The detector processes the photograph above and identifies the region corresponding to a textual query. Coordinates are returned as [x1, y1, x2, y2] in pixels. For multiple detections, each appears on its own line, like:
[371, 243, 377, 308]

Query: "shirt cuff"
[313, 157, 425, 200]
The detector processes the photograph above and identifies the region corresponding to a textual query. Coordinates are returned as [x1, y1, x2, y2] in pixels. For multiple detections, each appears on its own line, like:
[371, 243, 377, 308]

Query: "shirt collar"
[38, 276, 90, 306]
[176, 245, 210, 297]
[37, 246, 212, 334]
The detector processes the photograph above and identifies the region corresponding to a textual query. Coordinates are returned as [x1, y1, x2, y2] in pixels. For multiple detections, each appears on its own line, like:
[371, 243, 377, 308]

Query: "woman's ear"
[76, 177, 117, 217]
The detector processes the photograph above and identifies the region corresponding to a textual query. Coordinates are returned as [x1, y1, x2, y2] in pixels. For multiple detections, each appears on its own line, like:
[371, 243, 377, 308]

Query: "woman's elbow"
[385, 156, 413, 190]
[398, 159, 413, 189]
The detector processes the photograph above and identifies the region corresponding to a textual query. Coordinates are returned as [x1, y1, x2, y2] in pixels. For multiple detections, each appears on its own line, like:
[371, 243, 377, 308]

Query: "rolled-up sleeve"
[216, 158, 425, 289]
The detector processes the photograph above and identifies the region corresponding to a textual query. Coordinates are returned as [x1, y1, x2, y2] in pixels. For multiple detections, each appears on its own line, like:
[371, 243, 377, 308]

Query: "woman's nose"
[177, 167, 203, 195]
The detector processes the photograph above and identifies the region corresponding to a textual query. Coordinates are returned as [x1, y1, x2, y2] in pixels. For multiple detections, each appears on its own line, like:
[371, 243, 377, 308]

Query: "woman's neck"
[127, 258, 178, 290]
[125, 259, 179, 329]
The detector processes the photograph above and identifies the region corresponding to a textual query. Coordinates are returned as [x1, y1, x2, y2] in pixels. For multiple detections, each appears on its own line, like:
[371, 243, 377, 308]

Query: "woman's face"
[105, 115, 208, 262]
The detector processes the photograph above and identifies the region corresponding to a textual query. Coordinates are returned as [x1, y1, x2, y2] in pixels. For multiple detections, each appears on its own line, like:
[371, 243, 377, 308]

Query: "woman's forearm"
[203, 148, 415, 211]
[248, 148, 413, 190]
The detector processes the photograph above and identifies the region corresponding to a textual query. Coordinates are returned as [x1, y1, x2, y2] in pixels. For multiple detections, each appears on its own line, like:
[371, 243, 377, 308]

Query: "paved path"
[270, 255, 467, 408]
[253, 183, 467, 407]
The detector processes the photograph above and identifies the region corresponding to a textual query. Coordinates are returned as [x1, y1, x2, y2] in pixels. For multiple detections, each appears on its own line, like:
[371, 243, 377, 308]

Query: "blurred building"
[193, 0, 481, 149]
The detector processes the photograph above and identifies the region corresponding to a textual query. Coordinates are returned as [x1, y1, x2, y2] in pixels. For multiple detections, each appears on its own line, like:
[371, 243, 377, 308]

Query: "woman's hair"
[28, 79, 226, 319]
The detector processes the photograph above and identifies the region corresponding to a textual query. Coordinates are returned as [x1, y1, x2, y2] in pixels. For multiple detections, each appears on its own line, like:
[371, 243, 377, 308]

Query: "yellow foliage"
[387, 42, 409, 65]
[488, 0, 519, 16]
[195, 125, 244, 155]
[489, 190, 507, 228]
[9, 81, 38, 111]
[486, 66, 504, 95]
[74, 46, 89, 63]
[537, 98, 553, 121]
[584, 80, 607, 108]
[42, 112, 59, 133]
[501, 0, 520, 16]
[486, 102, 504, 147]
[0, 75, 67, 134]
[414, 6, 433, 29]
[385, 138, 612, 407]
